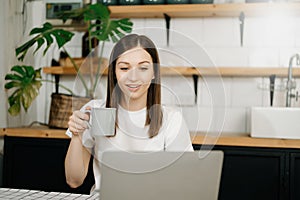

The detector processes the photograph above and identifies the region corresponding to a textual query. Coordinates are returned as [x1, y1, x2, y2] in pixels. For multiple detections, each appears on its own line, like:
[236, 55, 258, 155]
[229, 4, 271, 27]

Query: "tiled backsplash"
[42, 16, 300, 134]
[4, 2, 300, 134]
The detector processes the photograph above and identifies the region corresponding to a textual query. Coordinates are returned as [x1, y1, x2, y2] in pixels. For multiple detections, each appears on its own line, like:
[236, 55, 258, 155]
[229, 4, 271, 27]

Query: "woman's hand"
[68, 106, 91, 136]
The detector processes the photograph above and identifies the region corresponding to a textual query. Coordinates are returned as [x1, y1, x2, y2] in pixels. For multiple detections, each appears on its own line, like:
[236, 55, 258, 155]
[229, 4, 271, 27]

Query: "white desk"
[0, 188, 99, 199]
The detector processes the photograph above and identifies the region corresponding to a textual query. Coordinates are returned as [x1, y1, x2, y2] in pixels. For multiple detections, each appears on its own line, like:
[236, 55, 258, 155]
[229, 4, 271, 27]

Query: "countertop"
[1, 127, 300, 149]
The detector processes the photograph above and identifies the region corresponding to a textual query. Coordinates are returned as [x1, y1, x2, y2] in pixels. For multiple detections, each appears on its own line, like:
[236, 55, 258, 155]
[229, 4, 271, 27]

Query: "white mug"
[87, 107, 116, 136]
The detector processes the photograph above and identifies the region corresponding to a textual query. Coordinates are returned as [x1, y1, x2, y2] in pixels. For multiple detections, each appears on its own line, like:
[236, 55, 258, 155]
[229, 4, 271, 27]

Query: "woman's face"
[115, 47, 154, 106]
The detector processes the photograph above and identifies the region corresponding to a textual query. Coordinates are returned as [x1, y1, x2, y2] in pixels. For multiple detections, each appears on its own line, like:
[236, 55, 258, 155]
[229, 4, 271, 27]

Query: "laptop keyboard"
[0, 188, 99, 199]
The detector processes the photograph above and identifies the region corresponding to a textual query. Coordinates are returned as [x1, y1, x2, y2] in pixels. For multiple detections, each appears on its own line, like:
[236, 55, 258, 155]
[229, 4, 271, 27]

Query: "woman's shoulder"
[161, 105, 183, 120]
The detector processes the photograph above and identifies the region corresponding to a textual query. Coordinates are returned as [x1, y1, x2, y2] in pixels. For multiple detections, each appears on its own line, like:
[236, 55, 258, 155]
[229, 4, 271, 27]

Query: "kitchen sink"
[251, 107, 300, 139]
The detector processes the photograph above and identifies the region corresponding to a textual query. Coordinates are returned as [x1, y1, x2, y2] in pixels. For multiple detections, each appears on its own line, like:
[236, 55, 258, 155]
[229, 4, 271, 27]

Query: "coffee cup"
[86, 107, 116, 136]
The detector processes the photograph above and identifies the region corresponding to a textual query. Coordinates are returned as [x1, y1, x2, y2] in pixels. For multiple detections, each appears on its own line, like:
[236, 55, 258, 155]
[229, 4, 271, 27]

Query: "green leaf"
[15, 22, 74, 61]
[8, 102, 21, 116]
[4, 74, 23, 82]
[15, 39, 35, 61]
[56, 7, 87, 23]
[35, 68, 42, 79]
[43, 33, 54, 55]
[90, 18, 133, 43]
[22, 89, 33, 111]
[64, 3, 133, 43]
[52, 30, 74, 48]
[11, 65, 26, 76]
[5, 81, 21, 89]
[24, 65, 35, 77]
[33, 38, 45, 54]
[84, 4, 110, 21]
[30, 22, 53, 35]
[4, 65, 42, 115]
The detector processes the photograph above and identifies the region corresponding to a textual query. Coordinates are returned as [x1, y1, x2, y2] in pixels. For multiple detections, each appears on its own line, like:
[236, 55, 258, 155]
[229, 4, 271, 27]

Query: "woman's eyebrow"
[117, 60, 151, 65]
[138, 61, 151, 65]
[116, 61, 130, 65]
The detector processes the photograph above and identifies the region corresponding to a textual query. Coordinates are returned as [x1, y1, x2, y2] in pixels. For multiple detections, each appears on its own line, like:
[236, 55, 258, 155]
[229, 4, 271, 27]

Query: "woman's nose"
[127, 68, 138, 81]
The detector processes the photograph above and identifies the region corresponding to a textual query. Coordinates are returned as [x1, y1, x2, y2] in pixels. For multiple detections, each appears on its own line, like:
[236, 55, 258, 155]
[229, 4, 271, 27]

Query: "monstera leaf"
[15, 22, 74, 61]
[5, 65, 42, 115]
[56, 7, 86, 23]
[85, 4, 133, 42]
[57, 3, 133, 43]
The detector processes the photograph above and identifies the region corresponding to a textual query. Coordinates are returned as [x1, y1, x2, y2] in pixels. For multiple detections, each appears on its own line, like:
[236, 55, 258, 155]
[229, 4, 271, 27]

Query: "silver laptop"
[99, 151, 223, 200]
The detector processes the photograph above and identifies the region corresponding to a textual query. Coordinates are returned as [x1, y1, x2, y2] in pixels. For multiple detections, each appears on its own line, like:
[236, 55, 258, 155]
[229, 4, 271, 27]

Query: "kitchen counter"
[2, 127, 300, 199]
[1, 127, 300, 149]
[191, 132, 300, 149]
[0, 127, 68, 139]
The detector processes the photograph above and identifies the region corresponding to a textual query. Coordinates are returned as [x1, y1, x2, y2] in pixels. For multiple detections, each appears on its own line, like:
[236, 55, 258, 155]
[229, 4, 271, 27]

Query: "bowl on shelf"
[190, 0, 213, 3]
[251, 107, 300, 139]
[99, 0, 118, 5]
[166, 0, 189, 4]
[119, 0, 142, 5]
[143, 0, 165, 4]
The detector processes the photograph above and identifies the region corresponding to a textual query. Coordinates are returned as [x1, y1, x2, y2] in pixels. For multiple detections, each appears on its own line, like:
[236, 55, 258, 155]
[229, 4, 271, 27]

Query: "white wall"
[2, 3, 300, 135]
[0, 0, 30, 128]
[0, 0, 8, 129]
[0, 0, 46, 128]
[128, 16, 300, 135]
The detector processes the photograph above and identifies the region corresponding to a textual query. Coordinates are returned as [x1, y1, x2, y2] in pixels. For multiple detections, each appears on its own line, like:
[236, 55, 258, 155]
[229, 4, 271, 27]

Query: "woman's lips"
[126, 84, 141, 92]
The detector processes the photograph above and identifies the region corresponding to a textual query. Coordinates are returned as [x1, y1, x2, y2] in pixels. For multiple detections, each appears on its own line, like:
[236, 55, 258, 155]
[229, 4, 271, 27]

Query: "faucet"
[286, 53, 300, 107]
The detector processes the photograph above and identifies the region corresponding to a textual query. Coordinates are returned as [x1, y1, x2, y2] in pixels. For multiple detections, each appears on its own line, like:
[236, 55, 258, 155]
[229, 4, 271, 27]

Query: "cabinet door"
[193, 145, 287, 200]
[3, 136, 94, 194]
[289, 152, 300, 200]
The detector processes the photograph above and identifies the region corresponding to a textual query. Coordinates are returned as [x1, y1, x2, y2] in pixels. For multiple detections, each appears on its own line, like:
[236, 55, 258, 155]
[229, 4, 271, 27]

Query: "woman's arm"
[65, 135, 91, 188]
[65, 109, 92, 188]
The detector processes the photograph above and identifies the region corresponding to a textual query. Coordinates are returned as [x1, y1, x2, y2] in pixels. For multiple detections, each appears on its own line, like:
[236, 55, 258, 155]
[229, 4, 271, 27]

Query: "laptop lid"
[99, 151, 223, 200]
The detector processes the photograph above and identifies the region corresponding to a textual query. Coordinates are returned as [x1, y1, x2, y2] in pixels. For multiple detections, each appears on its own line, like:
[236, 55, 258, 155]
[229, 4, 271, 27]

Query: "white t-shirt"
[66, 99, 194, 192]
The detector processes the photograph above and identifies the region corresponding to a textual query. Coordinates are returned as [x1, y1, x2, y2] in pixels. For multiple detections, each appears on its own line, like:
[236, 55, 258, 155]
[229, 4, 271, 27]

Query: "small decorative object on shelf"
[143, 0, 165, 4]
[166, 0, 189, 4]
[119, 0, 142, 5]
[100, 0, 118, 5]
[190, 0, 213, 3]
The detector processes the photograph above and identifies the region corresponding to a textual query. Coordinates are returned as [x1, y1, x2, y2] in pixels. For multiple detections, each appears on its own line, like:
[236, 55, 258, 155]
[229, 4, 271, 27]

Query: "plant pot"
[48, 93, 91, 129]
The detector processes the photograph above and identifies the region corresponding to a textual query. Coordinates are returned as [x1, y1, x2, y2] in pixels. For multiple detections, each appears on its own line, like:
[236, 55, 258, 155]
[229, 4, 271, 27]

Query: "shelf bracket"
[51, 59, 61, 94]
[192, 74, 198, 104]
[164, 13, 171, 46]
[54, 75, 60, 94]
[239, 12, 245, 47]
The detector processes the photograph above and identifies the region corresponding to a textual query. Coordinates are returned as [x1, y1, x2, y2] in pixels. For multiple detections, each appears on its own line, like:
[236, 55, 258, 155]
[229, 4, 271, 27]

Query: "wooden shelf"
[109, 3, 300, 18]
[52, 3, 300, 31]
[43, 66, 300, 77]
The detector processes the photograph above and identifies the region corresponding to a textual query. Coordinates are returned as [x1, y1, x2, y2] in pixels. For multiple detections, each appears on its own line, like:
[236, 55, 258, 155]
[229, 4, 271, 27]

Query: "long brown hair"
[106, 34, 163, 138]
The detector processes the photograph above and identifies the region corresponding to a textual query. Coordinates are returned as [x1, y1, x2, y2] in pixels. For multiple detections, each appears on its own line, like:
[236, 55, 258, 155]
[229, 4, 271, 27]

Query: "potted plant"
[4, 3, 133, 128]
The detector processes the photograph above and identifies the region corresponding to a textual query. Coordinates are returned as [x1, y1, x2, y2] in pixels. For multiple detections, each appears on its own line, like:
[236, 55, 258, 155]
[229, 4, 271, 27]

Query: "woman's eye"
[139, 66, 149, 71]
[120, 67, 129, 71]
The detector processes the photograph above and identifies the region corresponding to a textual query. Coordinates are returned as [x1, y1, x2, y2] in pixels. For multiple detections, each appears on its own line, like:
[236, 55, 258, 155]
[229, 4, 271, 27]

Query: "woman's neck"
[119, 96, 147, 111]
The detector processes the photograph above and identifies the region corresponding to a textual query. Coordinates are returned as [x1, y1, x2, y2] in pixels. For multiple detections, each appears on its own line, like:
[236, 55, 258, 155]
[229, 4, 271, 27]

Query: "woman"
[65, 34, 193, 193]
